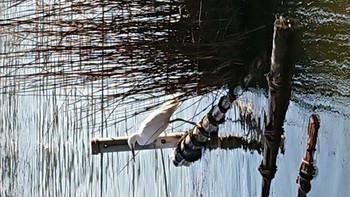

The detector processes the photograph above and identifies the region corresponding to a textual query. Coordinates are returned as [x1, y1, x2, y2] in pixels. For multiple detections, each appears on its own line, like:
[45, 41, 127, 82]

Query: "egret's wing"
[137, 100, 181, 145]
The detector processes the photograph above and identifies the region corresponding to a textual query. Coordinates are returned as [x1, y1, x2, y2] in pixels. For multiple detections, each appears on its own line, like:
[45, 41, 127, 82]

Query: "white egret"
[127, 98, 181, 160]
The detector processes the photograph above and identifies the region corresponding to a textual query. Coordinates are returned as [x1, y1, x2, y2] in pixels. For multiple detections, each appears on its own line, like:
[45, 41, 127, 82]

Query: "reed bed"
[0, 0, 266, 134]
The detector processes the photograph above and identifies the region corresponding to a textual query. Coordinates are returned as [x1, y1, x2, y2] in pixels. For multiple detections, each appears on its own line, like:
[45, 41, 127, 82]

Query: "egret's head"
[127, 133, 139, 161]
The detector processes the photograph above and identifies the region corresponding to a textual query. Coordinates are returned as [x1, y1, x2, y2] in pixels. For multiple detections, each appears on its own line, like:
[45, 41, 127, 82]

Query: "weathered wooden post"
[259, 17, 300, 197]
[296, 114, 320, 197]
[170, 91, 237, 166]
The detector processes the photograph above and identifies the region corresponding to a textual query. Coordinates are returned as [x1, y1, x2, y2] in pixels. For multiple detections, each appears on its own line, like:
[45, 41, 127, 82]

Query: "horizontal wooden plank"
[91, 132, 262, 155]
[91, 132, 184, 154]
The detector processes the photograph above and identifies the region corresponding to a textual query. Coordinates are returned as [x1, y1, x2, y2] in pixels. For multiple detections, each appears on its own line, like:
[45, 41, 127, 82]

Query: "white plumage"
[127, 98, 181, 158]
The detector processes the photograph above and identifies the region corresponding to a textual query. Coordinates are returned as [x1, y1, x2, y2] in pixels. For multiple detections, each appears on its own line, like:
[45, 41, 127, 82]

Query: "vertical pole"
[297, 114, 320, 197]
[259, 17, 300, 197]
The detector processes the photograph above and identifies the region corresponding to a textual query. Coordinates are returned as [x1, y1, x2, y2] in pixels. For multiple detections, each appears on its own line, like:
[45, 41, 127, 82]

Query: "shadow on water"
[0, 0, 349, 197]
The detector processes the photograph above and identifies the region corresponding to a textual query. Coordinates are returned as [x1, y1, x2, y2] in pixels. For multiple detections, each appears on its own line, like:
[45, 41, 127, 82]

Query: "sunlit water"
[1, 1, 350, 197]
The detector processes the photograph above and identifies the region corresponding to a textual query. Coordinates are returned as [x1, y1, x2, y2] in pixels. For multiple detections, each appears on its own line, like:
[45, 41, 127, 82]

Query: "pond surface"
[0, 1, 349, 197]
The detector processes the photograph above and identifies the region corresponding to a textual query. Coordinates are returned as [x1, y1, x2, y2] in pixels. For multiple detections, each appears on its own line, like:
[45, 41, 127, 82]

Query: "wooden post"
[297, 114, 320, 197]
[259, 17, 300, 197]
[170, 93, 236, 166]
[90, 132, 262, 155]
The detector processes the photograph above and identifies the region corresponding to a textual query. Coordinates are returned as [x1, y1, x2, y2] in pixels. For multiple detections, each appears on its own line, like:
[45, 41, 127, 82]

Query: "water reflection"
[0, 0, 349, 197]
[279, 1, 350, 98]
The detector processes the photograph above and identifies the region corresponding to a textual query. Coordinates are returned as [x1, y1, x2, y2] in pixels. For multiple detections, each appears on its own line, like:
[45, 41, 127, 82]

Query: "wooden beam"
[90, 132, 262, 155]
[91, 132, 183, 154]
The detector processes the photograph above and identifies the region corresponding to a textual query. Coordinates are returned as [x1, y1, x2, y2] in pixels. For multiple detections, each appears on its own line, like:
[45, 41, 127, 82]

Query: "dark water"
[284, 1, 350, 98]
[0, 0, 349, 197]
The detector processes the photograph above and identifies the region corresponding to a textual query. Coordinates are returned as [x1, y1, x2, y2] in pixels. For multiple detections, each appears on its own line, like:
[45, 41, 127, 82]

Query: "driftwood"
[297, 114, 321, 197]
[259, 17, 300, 197]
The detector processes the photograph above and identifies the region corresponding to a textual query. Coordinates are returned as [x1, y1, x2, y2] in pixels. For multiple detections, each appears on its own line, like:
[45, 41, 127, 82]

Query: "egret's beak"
[131, 145, 135, 162]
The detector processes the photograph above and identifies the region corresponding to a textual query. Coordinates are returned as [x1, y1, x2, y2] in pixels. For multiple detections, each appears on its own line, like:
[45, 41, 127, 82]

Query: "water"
[1, 1, 350, 197]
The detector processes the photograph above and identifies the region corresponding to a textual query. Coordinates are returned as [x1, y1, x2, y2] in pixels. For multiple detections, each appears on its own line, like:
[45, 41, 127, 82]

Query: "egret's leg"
[169, 118, 201, 127]
[131, 146, 136, 162]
